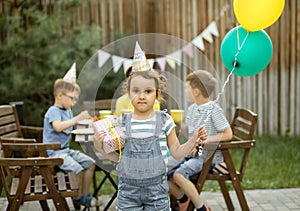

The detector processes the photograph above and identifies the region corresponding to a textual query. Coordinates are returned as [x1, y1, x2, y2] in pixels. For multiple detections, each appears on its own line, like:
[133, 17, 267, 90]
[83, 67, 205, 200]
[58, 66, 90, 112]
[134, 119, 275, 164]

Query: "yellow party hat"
[63, 63, 76, 84]
[132, 42, 151, 72]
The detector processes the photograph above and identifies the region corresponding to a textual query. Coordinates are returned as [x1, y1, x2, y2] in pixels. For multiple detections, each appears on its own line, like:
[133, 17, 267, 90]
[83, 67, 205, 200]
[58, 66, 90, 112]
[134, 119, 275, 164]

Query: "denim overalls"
[116, 111, 170, 211]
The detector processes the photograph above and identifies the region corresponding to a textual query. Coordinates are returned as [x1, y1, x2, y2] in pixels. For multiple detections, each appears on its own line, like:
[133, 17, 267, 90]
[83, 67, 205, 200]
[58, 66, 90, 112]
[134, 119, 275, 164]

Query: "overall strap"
[122, 112, 133, 136]
[154, 111, 167, 137]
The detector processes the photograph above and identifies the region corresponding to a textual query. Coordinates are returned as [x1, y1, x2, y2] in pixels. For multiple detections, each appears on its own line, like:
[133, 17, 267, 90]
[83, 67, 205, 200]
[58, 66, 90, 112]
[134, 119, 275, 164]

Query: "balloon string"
[214, 31, 248, 106]
[197, 30, 249, 156]
[236, 24, 240, 48]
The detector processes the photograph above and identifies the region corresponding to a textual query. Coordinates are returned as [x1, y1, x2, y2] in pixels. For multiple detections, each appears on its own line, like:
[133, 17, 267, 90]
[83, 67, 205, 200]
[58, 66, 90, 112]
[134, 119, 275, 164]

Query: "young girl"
[94, 70, 207, 210]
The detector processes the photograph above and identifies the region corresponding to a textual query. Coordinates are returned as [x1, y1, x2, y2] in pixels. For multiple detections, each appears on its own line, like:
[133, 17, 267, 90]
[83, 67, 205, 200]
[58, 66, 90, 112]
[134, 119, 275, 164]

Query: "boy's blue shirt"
[43, 105, 73, 155]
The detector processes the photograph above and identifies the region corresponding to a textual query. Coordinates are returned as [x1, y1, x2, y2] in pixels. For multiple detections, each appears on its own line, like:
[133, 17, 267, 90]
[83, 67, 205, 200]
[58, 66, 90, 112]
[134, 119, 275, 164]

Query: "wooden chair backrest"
[0, 137, 36, 158]
[0, 105, 22, 138]
[0, 104, 43, 143]
[83, 99, 116, 116]
[231, 107, 258, 141]
[1, 142, 60, 158]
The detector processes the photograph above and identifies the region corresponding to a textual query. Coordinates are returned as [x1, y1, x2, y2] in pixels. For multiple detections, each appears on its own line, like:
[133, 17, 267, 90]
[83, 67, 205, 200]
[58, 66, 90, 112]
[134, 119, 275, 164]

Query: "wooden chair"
[0, 105, 43, 143]
[170, 107, 258, 211]
[83, 99, 116, 116]
[0, 142, 79, 211]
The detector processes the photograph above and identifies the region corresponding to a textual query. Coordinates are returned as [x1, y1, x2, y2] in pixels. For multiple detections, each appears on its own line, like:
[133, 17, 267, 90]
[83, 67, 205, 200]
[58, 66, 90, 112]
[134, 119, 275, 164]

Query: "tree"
[0, 0, 104, 125]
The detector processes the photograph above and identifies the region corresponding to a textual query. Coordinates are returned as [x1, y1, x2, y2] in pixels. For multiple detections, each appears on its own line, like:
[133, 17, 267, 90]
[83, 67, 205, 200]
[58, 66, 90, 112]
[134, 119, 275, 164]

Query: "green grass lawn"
[202, 134, 300, 191]
[93, 135, 300, 194]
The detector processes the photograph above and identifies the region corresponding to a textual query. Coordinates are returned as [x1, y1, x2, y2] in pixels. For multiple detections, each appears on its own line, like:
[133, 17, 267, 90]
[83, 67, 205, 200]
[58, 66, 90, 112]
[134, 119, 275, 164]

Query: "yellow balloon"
[234, 0, 285, 31]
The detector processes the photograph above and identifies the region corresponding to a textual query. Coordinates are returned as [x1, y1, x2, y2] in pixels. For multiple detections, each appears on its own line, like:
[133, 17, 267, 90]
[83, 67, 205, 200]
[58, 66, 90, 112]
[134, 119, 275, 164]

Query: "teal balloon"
[220, 26, 273, 76]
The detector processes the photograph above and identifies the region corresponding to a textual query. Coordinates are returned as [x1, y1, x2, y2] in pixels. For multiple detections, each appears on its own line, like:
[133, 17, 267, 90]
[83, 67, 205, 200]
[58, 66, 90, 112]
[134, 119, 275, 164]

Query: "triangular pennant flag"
[132, 41, 151, 72]
[201, 29, 214, 43]
[182, 43, 194, 58]
[156, 57, 166, 71]
[123, 59, 133, 74]
[98, 50, 111, 68]
[168, 50, 182, 66]
[63, 63, 76, 84]
[112, 55, 126, 73]
[207, 21, 219, 37]
[192, 35, 205, 51]
[166, 56, 176, 70]
[148, 59, 155, 69]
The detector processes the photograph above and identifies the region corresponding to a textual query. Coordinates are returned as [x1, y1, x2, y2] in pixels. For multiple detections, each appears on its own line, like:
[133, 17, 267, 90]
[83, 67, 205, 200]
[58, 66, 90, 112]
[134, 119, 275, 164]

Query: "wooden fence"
[1, 0, 299, 135]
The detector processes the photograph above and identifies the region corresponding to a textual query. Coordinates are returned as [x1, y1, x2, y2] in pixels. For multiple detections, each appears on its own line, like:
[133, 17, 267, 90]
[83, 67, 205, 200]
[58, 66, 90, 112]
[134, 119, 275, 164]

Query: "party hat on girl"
[132, 42, 151, 72]
[63, 62, 76, 84]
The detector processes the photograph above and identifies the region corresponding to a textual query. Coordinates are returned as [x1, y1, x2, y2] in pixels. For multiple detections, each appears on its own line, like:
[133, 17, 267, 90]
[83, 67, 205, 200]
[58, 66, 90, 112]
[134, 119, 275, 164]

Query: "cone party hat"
[132, 42, 151, 72]
[63, 63, 76, 84]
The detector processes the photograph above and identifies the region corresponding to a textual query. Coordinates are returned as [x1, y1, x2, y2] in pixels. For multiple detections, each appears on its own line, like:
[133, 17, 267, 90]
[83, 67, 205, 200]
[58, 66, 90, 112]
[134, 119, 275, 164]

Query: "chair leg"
[39, 200, 50, 211]
[219, 180, 234, 211]
[170, 194, 177, 210]
[232, 180, 249, 211]
[187, 201, 195, 211]
[92, 171, 100, 211]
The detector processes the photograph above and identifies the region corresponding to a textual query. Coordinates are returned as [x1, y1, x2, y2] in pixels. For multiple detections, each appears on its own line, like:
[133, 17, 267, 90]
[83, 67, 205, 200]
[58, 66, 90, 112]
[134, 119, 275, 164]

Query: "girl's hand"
[93, 130, 106, 153]
[198, 125, 207, 142]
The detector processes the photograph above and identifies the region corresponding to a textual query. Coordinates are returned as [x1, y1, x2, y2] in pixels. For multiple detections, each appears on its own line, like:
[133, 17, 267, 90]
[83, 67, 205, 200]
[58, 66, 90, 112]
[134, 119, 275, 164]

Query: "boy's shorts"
[167, 156, 205, 179]
[50, 148, 95, 174]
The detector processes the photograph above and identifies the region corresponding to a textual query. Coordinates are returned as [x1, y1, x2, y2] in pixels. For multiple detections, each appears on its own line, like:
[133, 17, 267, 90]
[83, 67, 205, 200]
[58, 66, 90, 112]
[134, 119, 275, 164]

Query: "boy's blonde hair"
[53, 78, 81, 96]
[186, 70, 217, 98]
[124, 70, 167, 102]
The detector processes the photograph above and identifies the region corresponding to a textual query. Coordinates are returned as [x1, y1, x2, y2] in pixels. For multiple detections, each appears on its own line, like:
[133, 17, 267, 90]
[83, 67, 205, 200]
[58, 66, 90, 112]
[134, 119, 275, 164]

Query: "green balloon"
[220, 26, 273, 76]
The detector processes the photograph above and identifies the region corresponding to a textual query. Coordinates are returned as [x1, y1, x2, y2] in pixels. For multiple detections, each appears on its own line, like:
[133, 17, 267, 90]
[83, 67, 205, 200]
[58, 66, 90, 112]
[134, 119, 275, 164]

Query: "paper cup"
[99, 110, 112, 119]
[170, 109, 184, 124]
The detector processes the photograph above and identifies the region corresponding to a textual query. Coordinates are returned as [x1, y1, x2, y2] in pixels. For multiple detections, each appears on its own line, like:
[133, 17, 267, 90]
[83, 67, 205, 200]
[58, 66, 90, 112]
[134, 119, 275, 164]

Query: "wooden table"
[73, 120, 118, 211]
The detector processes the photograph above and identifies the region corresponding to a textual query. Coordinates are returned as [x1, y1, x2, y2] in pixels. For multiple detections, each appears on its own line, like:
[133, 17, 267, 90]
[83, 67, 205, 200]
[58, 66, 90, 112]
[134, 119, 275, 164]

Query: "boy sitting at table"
[42, 63, 101, 208]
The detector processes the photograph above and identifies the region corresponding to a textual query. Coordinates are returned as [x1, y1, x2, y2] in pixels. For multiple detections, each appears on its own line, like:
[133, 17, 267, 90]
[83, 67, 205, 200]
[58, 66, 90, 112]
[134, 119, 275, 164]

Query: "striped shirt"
[117, 112, 176, 163]
[186, 101, 230, 163]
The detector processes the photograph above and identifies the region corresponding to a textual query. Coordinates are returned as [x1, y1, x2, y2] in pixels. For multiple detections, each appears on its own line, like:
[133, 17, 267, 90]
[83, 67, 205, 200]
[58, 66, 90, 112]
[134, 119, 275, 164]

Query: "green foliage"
[0, 2, 102, 125]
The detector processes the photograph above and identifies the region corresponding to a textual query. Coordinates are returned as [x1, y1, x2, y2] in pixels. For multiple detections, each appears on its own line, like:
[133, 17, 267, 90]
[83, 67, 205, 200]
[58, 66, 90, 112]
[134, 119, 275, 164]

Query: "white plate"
[71, 128, 94, 135]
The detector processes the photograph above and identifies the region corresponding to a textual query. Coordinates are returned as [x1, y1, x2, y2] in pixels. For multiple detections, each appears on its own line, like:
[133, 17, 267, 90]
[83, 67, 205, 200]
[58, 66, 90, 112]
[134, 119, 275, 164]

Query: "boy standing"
[168, 70, 232, 211]
[43, 64, 101, 208]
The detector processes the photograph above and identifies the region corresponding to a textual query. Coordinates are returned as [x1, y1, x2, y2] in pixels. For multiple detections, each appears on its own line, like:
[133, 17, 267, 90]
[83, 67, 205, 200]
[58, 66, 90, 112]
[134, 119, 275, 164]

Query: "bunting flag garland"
[167, 50, 182, 66]
[166, 56, 176, 69]
[96, 3, 229, 73]
[201, 29, 214, 43]
[182, 43, 194, 58]
[98, 50, 111, 68]
[207, 21, 220, 37]
[148, 59, 155, 69]
[123, 59, 133, 74]
[156, 57, 167, 71]
[112, 55, 126, 73]
[192, 35, 205, 51]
